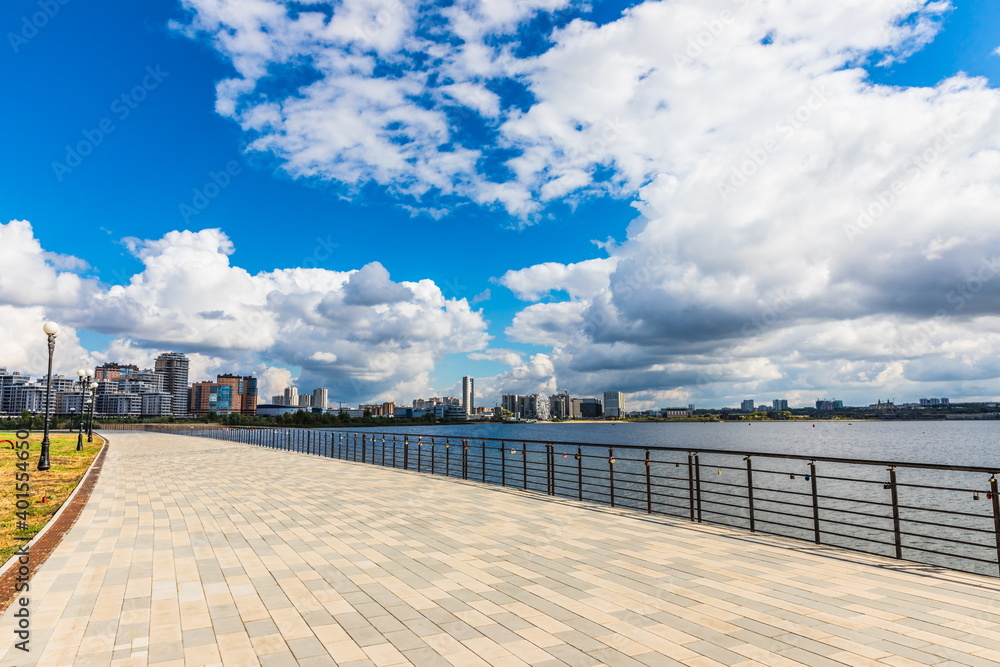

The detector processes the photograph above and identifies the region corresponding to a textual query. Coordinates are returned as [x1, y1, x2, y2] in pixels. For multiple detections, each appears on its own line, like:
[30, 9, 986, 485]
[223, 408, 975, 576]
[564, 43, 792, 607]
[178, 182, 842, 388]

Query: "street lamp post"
[76, 368, 91, 451]
[38, 321, 60, 471]
[87, 381, 98, 442]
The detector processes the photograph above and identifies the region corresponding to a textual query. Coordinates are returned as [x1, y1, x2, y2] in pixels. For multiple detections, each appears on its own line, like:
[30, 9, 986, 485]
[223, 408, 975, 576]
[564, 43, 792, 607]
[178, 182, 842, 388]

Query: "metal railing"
[118, 425, 1000, 577]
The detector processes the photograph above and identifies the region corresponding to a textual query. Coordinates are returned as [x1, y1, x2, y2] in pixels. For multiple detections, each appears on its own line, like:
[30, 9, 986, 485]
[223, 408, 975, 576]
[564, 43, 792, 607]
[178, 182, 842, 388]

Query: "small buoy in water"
[812, 424, 815, 428]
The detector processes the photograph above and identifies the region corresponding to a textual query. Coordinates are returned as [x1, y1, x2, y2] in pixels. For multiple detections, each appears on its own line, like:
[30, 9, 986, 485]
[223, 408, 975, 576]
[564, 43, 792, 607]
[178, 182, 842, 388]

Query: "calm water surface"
[334, 420, 1000, 468]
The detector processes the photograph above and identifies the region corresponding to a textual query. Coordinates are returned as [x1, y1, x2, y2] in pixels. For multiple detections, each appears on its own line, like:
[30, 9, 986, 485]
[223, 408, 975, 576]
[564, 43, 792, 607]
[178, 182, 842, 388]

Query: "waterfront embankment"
[2, 431, 1000, 665]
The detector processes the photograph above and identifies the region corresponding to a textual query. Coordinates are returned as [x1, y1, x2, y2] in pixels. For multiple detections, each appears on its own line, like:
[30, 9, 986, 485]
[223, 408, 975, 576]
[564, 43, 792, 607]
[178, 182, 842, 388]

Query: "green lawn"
[0, 431, 103, 565]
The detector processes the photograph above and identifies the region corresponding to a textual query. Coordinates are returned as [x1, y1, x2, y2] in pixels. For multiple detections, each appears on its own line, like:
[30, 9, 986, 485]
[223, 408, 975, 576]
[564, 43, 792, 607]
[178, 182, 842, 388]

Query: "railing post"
[577, 446, 583, 501]
[688, 453, 696, 521]
[381, 435, 386, 466]
[810, 461, 820, 544]
[482, 441, 487, 483]
[430, 438, 436, 475]
[522, 445, 528, 490]
[889, 467, 902, 559]
[645, 449, 652, 514]
[745, 456, 756, 533]
[991, 476, 1000, 576]
[392, 435, 397, 468]
[695, 454, 702, 522]
[404, 436, 409, 470]
[500, 442, 506, 487]
[462, 440, 469, 480]
[445, 439, 451, 476]
[417, 437, 422, 471]
[609, 448, 615, 508]
[546, 445, 554, 495]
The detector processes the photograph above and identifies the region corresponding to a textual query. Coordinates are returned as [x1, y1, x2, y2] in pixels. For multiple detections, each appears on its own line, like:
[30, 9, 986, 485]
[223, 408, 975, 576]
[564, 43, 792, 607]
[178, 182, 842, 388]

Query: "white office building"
[313, 388, 329, 410]
[603, 391, 625, 419]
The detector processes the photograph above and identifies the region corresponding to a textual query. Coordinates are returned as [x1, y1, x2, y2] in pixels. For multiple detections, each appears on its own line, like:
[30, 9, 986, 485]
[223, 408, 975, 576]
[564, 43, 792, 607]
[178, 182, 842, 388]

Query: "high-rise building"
[603, 391, 625, 419]
[501, 394, 520, 415]
[313, 388, 329, 410]
[741, 399, 755, 412]
[217, 374, 258, 415]
[189, 381, 234, 415]
[283, 386, 299, 407]
[550, 392, 571, 419]
[580, 398, 603, 419]
[772, 399, 789, 411]
[517, 395, 536, 419]
[154, 352, 190, 417]
[462, 376, 474, 416]
[298, 394, 312, 407]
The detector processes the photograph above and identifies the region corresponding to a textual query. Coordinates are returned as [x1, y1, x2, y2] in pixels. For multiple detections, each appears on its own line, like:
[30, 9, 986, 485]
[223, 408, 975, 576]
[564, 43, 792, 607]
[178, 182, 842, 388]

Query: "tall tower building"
[603, 391, 625, 419]
[154, 352, 190, 417]
[313, 388, 329, 410]
[283, 386, 299, 406]
[462, 376, 474, 415]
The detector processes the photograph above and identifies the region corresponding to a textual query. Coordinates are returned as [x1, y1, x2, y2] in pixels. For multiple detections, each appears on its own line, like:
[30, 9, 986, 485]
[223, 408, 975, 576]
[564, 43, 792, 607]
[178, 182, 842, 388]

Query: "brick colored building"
[188, 374, 258, 416]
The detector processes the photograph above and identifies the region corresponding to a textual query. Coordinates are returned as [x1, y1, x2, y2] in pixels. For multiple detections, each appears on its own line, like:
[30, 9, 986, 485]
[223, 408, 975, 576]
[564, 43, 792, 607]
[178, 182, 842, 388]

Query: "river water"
[328, 420, 1000, 467]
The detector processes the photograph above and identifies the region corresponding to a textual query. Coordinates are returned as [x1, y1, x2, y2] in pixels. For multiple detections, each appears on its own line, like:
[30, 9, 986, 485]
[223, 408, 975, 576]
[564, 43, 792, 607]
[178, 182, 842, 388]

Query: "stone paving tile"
[4, 432, 1000, 665]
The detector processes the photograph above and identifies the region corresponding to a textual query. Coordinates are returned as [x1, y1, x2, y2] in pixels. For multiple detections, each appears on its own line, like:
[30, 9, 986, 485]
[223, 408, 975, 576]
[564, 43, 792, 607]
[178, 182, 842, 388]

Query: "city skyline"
[3, 2, 1000, 410]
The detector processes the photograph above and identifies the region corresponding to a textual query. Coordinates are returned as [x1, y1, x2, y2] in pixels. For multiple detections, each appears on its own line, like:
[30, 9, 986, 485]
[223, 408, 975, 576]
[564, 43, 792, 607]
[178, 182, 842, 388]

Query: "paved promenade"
[3, 434, 1000, 666]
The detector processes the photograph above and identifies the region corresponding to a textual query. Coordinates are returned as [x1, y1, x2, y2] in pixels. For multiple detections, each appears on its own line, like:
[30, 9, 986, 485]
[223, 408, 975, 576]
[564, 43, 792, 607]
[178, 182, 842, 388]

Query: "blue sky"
[3, 0, 1000, 409]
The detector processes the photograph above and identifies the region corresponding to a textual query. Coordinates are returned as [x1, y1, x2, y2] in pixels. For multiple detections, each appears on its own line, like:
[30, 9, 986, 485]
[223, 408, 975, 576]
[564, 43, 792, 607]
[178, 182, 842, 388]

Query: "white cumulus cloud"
[0, 221, 489, 402]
